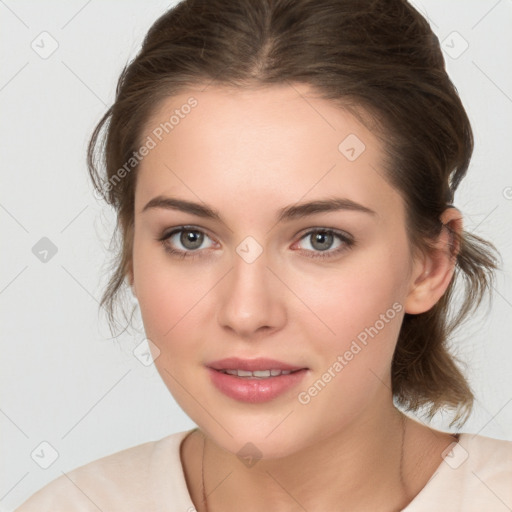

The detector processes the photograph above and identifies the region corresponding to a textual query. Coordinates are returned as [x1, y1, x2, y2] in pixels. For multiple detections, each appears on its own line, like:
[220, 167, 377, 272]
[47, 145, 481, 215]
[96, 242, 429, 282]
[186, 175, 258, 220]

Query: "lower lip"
[207, 367, 308, 403]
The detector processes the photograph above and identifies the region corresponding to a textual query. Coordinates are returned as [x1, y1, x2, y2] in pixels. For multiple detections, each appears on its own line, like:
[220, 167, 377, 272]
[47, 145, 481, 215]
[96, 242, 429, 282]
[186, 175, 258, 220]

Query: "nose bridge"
[216, 239, 285, 336]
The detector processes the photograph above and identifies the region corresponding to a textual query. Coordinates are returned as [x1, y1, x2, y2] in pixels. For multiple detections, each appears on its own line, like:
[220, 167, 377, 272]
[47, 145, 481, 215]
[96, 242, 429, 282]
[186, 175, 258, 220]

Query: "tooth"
[253, 370, 271, 378]
[223, 369, 296, 378]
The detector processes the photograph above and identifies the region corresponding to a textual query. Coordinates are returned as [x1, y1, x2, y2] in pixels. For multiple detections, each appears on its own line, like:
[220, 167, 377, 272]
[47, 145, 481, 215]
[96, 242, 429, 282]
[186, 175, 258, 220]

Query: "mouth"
[215, 368, 303, 379]
[206, 357, 309, 403]
[207, 356, 307, 373]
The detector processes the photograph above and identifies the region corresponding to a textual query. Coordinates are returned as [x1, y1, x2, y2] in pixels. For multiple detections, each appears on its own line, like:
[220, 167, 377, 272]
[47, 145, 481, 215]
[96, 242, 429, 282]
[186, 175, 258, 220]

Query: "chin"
[195, 413, 317, 461]
[222, 432, 301, 460]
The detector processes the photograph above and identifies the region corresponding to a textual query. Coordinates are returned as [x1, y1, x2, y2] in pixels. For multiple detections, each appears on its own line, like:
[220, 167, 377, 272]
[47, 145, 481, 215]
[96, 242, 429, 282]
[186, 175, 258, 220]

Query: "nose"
[216, 249, 286, 340]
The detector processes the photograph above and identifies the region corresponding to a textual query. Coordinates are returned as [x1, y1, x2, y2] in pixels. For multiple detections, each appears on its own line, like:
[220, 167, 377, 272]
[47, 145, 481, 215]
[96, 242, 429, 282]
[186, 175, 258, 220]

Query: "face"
[131, 83, 419, 458]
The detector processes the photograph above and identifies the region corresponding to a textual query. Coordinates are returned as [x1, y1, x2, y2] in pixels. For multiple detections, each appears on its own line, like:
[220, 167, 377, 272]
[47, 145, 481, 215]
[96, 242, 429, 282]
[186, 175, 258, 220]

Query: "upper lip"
[206, 357, 307, 372]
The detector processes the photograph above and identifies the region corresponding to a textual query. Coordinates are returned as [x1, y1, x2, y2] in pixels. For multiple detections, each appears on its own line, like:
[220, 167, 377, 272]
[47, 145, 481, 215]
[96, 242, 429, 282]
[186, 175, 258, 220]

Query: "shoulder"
[456, 433, 512, 480]
[14, 429, 196, 512]
[456, 433, 512, 493]
[406, 433, 512, 512]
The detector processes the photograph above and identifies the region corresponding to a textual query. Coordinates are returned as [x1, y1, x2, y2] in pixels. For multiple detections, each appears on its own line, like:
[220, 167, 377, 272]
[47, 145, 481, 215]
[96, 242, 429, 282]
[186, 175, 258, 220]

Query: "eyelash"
[157, 226, 355, 261]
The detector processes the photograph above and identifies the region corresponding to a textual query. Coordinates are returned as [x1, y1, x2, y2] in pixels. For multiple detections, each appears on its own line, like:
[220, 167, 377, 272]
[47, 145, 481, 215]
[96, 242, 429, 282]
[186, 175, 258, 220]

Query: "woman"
[16, 0, 512, 510]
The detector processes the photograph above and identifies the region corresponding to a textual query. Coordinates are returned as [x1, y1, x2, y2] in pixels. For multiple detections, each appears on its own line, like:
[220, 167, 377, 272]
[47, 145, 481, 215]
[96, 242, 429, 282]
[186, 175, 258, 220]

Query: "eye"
[158, 226, 216, 259]
[157, 226, 355, 261]
[293, 228, 355, 259]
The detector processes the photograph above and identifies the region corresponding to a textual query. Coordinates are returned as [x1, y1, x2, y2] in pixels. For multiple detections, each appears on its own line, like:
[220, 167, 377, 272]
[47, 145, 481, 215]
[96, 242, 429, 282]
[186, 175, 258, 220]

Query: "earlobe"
[404, 207, 463, 315]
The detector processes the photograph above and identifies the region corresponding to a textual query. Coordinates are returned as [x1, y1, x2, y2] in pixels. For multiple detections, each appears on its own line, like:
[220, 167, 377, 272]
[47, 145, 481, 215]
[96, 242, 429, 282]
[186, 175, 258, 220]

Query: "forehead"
[135, 84, 402, 220]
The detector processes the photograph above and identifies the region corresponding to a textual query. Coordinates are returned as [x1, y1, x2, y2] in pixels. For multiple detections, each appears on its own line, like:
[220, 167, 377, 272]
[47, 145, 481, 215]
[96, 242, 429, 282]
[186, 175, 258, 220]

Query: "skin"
[130, 83, 462, 511]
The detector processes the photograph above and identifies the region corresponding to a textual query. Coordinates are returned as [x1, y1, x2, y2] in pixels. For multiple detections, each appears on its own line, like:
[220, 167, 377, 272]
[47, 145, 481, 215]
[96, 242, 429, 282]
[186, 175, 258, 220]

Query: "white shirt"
[14, 429, 512, 511]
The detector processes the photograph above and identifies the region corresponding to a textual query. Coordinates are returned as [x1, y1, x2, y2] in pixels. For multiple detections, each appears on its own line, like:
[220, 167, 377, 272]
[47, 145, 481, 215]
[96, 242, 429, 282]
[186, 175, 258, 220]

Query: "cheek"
[291, 254, 406, 432]
[133, 239, 190, 339]
[289, 251, 409, 412]
[136, 272, 206, 344]
[296, 250, 406, 347]
[132, 239, 221, 366]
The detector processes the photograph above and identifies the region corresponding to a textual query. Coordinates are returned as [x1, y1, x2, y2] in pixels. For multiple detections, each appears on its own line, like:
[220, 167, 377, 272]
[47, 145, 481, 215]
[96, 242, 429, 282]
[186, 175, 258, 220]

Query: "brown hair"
[87, 0, 499, 427]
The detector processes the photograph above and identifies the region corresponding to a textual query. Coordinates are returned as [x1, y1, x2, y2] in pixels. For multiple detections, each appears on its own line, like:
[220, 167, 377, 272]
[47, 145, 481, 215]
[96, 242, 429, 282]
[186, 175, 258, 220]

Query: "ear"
[404, 207, 462, 315]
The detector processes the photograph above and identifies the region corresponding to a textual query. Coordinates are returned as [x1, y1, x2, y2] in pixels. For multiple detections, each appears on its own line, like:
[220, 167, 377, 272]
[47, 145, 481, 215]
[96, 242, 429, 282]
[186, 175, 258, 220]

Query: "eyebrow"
[141, 196, 377, 222]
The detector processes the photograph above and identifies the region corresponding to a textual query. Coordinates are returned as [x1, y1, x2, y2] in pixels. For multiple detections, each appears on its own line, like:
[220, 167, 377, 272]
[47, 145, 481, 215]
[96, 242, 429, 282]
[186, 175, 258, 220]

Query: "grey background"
[1, 1, 511, 510]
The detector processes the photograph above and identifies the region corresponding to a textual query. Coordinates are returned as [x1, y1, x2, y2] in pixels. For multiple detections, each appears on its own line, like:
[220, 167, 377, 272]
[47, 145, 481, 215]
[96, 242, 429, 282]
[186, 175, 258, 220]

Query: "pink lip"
[206, 358, 308, 403]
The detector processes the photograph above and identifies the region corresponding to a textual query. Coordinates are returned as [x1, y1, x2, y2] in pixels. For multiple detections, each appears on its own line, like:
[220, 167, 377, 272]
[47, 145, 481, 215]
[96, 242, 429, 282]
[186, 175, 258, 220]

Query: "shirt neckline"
[400, 432, 465, 510]
[168, 429, 464, 511]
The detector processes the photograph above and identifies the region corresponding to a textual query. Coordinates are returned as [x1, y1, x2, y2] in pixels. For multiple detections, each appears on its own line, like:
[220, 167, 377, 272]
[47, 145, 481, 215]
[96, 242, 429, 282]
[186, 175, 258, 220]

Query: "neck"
[198, 404, 413, 512]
